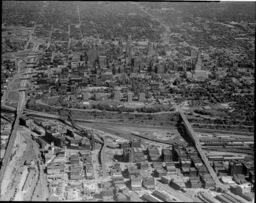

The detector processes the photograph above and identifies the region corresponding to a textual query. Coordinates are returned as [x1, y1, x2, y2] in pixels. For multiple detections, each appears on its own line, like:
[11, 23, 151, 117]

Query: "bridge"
[0, 56, 37, 193]
[177, 107, 227, 191]
[24, 109, 60, 119]
[0, 92, 25, 189]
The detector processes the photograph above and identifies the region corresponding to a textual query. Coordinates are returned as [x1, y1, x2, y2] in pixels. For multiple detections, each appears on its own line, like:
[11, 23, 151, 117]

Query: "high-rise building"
[125, 35, 132, 61]
[158, 63, 165, 74]
[139, 93, 146, 102]
[99, 55, 106, 68]
[90, 134, 95, 151]
[131, 58, 135, 72]
[162, 149, 172, 162]
[84, 51, 88, 64]
[88, 43, 100, 72]
[114, 90, 121, 101]
[123, 148, 131, 162]
[118, 38, 123, 54]
[147, 42, 156, 57]
[127, 92, 133, 103]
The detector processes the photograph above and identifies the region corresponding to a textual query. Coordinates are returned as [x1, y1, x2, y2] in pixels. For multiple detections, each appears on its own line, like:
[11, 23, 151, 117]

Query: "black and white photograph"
[0, 1, 255, 202]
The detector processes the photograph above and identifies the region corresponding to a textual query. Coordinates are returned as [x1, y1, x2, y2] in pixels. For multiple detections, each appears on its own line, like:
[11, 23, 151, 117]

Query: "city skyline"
[1, 1, 255, 202]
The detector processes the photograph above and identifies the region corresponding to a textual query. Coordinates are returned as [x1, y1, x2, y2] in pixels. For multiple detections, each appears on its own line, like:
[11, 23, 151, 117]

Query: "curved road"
[99, 136, 107, 178]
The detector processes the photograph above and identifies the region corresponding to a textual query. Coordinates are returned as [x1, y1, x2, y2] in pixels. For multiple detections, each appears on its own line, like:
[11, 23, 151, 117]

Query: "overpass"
[0, 59, 36, 192]
[99, 136, 107, 178]
[0, 92, 25, 189]
[177, 108, 227, 191]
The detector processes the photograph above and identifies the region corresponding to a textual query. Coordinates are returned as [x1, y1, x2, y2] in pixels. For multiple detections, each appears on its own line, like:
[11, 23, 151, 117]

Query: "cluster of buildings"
[1, 1, 255, 202]
[29, 116, 254, 202]
[2, 1, 41, 27]
[31, 119, 95, 151]
[44, 146, 95, 201]
[2, 25, 31, 53]
[0, 118, 12, 165]
[27, 35, 180, 112]
[26, 114, 254, 202]
[77, 2, 163, 41]
[1, 59, 16, 96]
[24, 24, 254, 132]
[120, 139, 215, 191]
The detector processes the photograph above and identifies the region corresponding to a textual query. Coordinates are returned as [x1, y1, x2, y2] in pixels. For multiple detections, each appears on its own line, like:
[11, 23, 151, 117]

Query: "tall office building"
[139, 93, 146, 102]
[127, 92, 133, 103]
[125, 35, 132, 63]
[114, 90, 121, 101]
[147, 42, 156, 57]
[84, 51, 88, 64]
[88, 42, 100, 70]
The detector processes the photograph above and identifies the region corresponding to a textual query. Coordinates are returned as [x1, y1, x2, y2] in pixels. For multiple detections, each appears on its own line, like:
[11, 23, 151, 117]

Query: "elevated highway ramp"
[178, 107, 227, 191]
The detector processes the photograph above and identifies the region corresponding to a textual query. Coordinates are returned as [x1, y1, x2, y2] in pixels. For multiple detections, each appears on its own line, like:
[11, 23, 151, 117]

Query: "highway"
[77, 5, 84, 39]
[24, 1, 46, 51]
[0, 20, 39, 192]
[135, 2, 170, 43]
[1, 59, 25, 179]
[47, 24, 53, 50]
[0, 59, 32, 192]
[178, 107, 227, 191]
[1, 59, 22, 106]
[68, 24, 71, 49]
[99, 136, 107, 178]
[77, 6, 82, 27]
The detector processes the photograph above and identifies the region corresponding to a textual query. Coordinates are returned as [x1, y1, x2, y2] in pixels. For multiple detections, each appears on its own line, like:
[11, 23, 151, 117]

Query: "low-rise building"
[141, 194, 161, 202]
[152, 190, 172, 202]
[130, 174, 142, 190]
[142, 177, 155, 190]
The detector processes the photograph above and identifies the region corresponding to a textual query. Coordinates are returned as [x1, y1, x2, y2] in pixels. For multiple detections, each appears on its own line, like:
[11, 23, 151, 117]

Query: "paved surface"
[0, 130, 27, 200]
[99, 136, 107, 178]
[156, 181, 193, 202]
[178, 107, 227, 191]
[0, 61, 28, 190]
[135, 2, 170, 43]
[0, 39, 37, 196]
